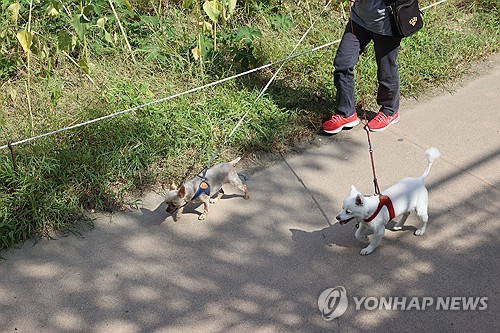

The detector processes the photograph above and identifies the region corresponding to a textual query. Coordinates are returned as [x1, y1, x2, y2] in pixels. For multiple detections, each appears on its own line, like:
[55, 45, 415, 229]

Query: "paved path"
[1, 54, 499, 333]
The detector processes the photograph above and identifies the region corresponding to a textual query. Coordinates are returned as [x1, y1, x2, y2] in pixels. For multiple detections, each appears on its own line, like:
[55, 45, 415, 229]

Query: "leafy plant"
[0, 55, 17, 79]
[271, 12, 293, 31]
[190, 1, 263, 71]
[191, 0, 236, 64]
[245, 0, 277, 13]
[203, 0, 236, 49]
[230, 26, 262, 69]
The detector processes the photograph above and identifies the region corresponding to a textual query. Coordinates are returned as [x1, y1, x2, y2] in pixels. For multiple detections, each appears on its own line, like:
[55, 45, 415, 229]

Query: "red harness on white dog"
[364, 195, 396, 222]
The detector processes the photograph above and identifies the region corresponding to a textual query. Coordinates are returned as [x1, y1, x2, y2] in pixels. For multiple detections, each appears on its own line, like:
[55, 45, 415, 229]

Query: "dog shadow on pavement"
[137, 193, 247, 225]
[289, 220, 417, 254]
[289, 224, 354, 250]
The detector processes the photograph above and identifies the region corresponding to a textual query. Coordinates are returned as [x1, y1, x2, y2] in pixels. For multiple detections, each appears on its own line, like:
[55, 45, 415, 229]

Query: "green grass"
[0, 0, 498, 250]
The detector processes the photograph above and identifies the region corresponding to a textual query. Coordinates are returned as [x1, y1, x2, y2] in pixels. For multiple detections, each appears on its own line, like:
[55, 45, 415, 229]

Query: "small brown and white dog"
[336, 147, 440, 255]
[165, 157, 249, 220]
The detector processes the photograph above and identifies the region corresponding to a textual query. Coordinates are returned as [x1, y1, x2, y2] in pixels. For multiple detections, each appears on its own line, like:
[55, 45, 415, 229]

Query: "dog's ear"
[178, 185, 186, 198]
[169, 181, 177, 190]
[350, 185, 359, 196]
[355, 194, 364, 206]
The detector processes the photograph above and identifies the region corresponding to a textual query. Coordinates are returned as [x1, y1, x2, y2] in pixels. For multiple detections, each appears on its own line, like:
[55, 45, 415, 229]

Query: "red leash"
[348, 1, 381, 195]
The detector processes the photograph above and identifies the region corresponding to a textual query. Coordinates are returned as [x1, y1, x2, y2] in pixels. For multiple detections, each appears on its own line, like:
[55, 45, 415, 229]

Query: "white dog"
[336, 147, 441, 255]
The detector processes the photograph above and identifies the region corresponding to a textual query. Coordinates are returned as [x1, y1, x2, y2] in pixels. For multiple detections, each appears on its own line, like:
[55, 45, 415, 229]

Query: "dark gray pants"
[334, 21, 401, 117]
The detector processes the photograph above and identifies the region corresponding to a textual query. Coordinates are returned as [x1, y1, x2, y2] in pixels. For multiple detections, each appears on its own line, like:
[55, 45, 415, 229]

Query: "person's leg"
[373, 33, 401, 116]
[323, 21, 371, 134]
[366, 33, 401, 132]
[333, 21, 372, 117]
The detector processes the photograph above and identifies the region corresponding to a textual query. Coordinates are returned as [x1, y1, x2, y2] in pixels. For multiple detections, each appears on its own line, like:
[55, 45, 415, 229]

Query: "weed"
[271, 13, 294, 31]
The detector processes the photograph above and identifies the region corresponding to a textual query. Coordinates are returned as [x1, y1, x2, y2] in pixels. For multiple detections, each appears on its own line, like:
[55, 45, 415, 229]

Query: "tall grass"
[0, 0, 498, 250]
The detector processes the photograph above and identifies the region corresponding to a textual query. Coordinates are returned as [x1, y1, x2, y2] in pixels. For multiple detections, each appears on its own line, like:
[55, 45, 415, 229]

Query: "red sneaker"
[322, 113, 360, 134]
[367, 112, 400, 132]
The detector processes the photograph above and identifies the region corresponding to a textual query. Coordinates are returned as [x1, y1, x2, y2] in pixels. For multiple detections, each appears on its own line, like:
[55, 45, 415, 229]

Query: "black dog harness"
[191, 166, 211, 201]
[191, 179, 211, 201]
[171, 168, 211, 214]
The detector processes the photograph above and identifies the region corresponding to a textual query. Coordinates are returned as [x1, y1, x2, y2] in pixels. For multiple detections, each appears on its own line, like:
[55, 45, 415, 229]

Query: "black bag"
[384, 0, 423, 38]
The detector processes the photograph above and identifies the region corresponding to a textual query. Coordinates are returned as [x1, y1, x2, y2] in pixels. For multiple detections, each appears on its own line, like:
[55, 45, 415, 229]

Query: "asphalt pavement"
[0, 53, 499, 333]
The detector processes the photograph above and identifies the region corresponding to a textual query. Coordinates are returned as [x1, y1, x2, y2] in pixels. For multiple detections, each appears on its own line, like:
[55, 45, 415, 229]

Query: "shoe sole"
[368, 115, 400, 132]
[323, 119, 360, 134]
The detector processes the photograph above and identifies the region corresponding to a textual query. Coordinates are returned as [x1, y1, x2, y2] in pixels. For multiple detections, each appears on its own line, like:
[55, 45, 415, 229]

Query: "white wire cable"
[0, 39, 340, 151]
[421, 0, 447, 11]
[204, 0, 334, 167]
[0, 0, 448, 151]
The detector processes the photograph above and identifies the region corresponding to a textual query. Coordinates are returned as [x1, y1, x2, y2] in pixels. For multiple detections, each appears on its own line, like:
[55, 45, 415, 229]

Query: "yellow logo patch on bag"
[409, 16, 418, 26]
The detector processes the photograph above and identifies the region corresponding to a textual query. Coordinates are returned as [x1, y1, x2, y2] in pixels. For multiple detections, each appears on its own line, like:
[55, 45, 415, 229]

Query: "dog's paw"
[414, 228, 425, 236]
[360, 247, 374, 255]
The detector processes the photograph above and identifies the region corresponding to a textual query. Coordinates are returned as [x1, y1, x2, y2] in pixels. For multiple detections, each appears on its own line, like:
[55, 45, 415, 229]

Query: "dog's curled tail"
[420, 147, 441, 181]
[229, 157, 242, 166]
